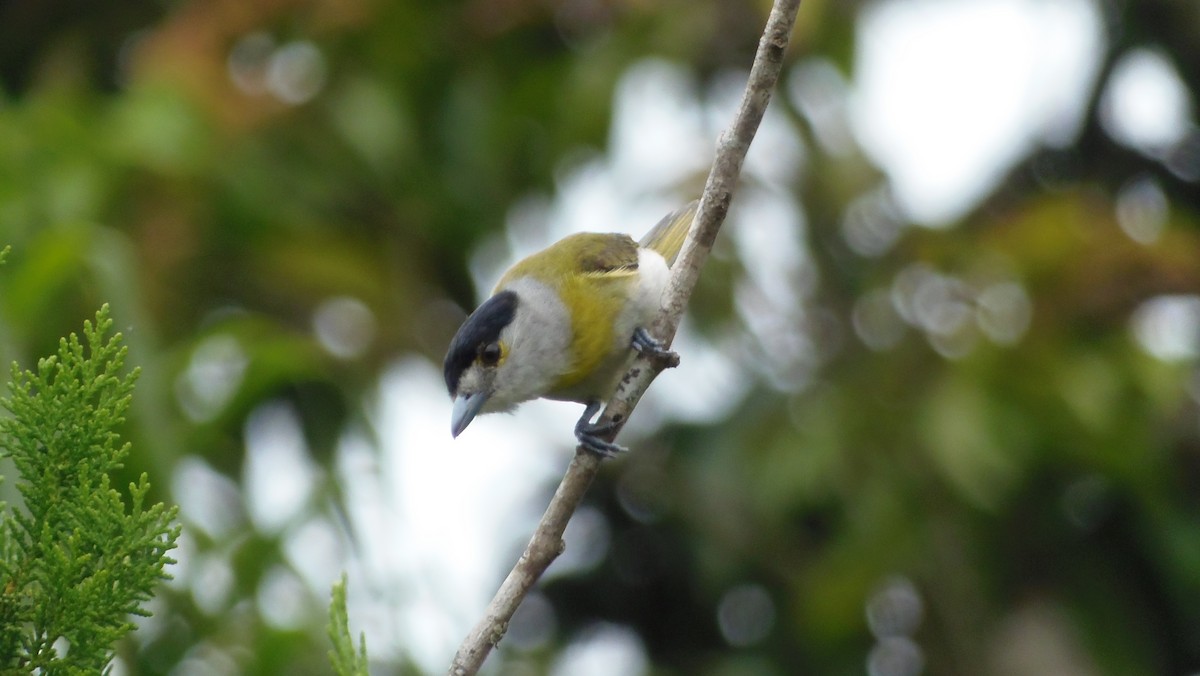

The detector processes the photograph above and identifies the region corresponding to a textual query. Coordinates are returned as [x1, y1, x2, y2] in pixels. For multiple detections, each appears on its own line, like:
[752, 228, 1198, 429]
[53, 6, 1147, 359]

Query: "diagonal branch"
[448, 1, 802, 673]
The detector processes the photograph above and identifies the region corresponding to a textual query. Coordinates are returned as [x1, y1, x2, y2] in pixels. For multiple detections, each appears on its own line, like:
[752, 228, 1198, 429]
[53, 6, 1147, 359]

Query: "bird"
[443, 201, 697, 456]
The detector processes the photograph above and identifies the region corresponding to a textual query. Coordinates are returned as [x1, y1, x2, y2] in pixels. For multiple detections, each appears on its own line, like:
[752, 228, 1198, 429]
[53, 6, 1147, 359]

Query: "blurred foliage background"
[1, 0, 1199, 674]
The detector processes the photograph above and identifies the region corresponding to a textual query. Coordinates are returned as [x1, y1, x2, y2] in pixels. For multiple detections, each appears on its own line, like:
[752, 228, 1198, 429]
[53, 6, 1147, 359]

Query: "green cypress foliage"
[327, 574, 369, 676]
[0, 305, 180, 674]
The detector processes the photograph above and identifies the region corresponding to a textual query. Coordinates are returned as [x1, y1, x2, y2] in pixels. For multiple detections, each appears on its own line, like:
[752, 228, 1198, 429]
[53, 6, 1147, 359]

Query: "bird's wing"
[575, 233, 640, 278]
[639, 200, 698, 267]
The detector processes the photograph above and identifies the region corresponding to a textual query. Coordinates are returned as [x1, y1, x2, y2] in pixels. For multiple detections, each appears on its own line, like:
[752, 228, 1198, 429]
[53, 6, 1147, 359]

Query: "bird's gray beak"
[451, 392, 488, 438]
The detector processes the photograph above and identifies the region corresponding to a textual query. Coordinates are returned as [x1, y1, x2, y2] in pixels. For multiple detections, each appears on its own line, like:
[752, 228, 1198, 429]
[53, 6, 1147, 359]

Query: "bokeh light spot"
[1131, 294, 1200, 361]
[243, 401, 317, 534]
[868, 636, 925, 676]
[266, 41, 327, 105]
[1100, 48, 1194, 156]
[717, 583, 776, 647]
[551, 623, 648, 676]
[852, 0, 1103, 223]
[256, 565, 310, 630]
[976, 281, 1033, 345]
[228, 32, 275, 96]
[789, 58, 855, 156]
[283, 516, 345, 597]
[175, 334, 247, 423]
[170, 456, 245, 539]
[313, 296, 377, 360]
[843, 187, 905, 257]
[189, 552, 234, 616]
[866, 576, 924, 638]
[854, 287, 907, 351]
[1115, 175, 1168, 244]
[866, 577, 925, 676]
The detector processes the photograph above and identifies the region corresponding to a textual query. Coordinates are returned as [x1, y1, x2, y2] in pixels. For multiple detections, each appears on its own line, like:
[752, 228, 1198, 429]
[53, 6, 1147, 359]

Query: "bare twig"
[448, 2, 802, 673]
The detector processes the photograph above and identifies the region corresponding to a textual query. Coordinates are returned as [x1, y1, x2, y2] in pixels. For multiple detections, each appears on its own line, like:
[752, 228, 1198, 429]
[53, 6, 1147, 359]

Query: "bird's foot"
[575, 401, 627, 458]
[631, 327, 680, 369]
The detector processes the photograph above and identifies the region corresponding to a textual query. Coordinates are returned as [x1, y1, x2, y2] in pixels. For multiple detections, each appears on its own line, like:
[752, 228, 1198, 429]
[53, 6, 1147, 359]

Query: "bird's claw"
[631, 327, 680, 368]
[575, 401, 628, 458]
[576, 429, 628, 458]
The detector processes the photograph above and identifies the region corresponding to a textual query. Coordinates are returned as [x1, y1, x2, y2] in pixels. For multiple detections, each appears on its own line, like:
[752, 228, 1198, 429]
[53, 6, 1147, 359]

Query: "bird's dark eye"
[479, 342, 502, 366]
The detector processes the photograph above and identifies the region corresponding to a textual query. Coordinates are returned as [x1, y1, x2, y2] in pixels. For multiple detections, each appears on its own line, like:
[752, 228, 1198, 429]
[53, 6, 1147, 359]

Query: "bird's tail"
[639, 200, 698, 267]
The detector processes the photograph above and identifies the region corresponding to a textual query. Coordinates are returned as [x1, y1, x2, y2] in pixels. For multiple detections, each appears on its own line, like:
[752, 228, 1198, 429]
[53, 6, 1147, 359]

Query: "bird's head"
[443, 290, 519, 438]
[442, 274, 579, 438]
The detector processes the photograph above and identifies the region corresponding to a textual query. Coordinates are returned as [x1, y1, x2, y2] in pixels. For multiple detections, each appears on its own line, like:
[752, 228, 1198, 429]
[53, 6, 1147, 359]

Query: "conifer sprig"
[327, 574, 369, 676]
[0, 305, 180, 673]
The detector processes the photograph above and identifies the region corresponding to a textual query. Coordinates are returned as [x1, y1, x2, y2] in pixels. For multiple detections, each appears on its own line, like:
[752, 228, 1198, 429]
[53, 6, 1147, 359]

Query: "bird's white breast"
[488, 276, 572, 410]
[624, 247, 670, 332]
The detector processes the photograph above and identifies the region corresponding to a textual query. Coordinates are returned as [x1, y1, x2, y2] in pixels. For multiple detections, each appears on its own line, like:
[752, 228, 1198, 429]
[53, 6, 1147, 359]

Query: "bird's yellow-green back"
[496, 233, 640, 393]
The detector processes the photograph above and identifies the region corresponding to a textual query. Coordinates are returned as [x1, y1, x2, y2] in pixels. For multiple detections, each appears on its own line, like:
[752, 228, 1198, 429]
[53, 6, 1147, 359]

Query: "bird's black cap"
[443, 290, 518, 396]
